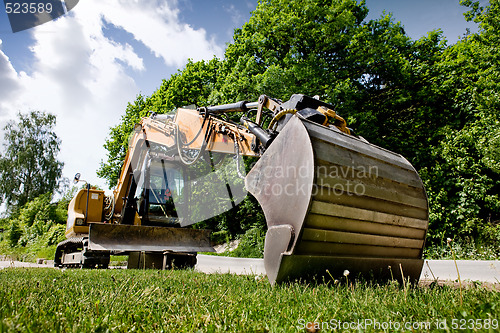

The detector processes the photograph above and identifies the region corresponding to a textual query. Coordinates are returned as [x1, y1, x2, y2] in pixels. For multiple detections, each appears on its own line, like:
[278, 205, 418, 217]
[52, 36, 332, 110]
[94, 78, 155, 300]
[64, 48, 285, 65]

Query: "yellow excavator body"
[57, 93, 428, 284]
[65, 188, 105, 238]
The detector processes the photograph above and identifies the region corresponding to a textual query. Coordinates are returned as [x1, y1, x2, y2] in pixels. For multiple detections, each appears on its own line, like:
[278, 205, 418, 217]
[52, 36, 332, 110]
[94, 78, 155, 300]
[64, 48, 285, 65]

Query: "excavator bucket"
[88, 223, 215, 253]
[246, 115, 429, 285]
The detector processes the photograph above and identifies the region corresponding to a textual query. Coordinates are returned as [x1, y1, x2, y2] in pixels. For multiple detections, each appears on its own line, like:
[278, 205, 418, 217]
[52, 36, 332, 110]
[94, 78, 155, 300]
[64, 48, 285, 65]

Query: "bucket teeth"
[247, 115, 428, 284]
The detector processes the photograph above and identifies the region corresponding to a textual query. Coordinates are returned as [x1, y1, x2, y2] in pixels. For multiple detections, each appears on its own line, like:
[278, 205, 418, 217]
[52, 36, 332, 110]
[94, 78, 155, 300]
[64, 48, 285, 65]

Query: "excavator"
[55, 94, 429, 284]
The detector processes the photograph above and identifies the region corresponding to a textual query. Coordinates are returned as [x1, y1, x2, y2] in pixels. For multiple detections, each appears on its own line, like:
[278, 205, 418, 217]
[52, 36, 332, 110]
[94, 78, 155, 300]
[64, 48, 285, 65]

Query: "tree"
[0, 111, 63, 209]
[211, 0, 449, 167]
[212, 0, 500, 247]
[212, 0, 371, 104]
[98, 0, 500, 247]
[99, 0, 446, 238]
[420, 0, 500, 244]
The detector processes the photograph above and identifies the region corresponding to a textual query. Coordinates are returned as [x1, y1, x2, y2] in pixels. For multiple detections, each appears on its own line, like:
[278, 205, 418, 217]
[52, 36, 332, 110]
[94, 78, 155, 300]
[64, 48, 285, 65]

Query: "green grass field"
[0, 268, 499, 332]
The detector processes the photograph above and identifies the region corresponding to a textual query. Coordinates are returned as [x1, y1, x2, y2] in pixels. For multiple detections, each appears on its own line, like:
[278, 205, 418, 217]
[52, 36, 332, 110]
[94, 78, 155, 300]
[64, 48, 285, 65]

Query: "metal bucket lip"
[275, 254, 425, 284]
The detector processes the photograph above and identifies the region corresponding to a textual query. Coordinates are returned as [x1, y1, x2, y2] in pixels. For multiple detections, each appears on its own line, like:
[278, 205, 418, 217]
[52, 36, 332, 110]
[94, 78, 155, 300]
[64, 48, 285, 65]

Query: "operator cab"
[135, 159, 186, 226]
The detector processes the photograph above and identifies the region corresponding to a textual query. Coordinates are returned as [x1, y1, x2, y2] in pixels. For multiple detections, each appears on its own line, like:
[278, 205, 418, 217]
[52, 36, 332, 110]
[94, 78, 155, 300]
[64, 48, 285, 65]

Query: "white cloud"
[90, 0, 223, 67]
[0, 40, 21, 117]
[0, 0, 225, 193]
[224, 4, 243, 26]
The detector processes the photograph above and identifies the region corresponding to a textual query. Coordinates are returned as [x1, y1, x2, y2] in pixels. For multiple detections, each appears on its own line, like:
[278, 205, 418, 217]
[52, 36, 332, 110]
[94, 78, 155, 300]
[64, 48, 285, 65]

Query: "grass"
[109, 256, 128, 267]
[0, 268, 499, 332]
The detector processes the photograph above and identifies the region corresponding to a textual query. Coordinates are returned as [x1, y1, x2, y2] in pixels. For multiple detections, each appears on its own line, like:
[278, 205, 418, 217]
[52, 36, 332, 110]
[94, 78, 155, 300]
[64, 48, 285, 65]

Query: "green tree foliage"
[98, 0, 500, 248]
[7, 219, 22, 248]
[421, 0, 500, 244]
[1, 192, 67, 260]
[152, 58, 222, 112]
[228, 227, 266, 258]
[213, 0, 370, 103]
[213, 0, 452, 168]
[97, 94, 153, 188]
[8, 193, 66, 246]
[0, 111, 63, 209]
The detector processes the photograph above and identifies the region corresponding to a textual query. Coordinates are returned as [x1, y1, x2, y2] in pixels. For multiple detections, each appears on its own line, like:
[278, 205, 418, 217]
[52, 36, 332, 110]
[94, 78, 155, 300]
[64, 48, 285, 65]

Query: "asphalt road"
[195, 255, 500, 283]
[421, 259, 500, 283]
[1, 256, 499, 283]
[195, 255, 266, 275]
[0, 260, 54, 269]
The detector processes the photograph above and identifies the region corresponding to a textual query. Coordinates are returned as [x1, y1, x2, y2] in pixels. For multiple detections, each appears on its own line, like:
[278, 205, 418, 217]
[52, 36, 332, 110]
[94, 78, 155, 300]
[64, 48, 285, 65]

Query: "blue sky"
[0, 0, 481, 192]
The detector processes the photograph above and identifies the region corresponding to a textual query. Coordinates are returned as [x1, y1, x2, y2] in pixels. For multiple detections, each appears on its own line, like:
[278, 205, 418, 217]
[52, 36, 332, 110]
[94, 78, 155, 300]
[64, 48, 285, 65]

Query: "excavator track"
[54, 237, 110, 269]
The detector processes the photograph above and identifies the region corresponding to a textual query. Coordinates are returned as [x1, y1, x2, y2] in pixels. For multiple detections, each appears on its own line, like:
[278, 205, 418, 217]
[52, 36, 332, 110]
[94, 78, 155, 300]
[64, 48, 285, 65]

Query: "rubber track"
[53, 237, 85, 267]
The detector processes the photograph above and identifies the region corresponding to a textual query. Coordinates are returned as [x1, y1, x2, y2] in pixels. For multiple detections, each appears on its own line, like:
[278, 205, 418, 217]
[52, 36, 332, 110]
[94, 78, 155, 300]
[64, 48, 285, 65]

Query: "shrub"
[8, 220, 22, 247]
[229, 227, 265, 258]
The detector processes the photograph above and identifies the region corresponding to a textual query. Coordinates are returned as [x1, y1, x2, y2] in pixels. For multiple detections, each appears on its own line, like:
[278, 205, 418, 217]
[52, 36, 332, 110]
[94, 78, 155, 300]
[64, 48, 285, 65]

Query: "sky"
[0, 0, 481, 197]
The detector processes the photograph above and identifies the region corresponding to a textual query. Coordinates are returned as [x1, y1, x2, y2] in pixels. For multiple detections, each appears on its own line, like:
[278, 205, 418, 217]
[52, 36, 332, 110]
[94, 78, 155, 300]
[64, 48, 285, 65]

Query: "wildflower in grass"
[326, 269, 336, 283]
[388, 265, 394, 280]
[447, 237, 463, 306]
[343, 269, 350, 286]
